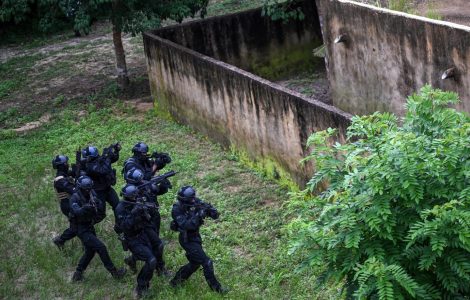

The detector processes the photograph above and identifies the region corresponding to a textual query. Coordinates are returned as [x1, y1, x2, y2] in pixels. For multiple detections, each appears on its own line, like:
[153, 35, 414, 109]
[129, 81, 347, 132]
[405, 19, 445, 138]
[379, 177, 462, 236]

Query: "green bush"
[287, 85, 470, 299]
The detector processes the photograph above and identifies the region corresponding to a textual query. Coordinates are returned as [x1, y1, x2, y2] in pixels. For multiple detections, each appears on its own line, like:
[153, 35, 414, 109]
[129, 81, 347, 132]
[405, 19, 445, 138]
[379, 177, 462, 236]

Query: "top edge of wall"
[149, 6, 264, 36]
[338, 0, 470, 32]
[142, 29, 353, 121]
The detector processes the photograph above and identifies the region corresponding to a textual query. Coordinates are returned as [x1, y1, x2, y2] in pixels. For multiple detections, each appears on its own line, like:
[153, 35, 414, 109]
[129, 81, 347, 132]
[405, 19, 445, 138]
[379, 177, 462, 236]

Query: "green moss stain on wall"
[229, 146, 300, 191]
[250, 40, 323, 81]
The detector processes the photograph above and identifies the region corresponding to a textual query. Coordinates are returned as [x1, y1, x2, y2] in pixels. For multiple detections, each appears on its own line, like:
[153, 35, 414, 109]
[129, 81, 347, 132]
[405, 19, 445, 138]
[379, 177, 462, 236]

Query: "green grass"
[0, 103, 338, 299]
[0, 1, 341, 297]
[207, 0, 265, 16]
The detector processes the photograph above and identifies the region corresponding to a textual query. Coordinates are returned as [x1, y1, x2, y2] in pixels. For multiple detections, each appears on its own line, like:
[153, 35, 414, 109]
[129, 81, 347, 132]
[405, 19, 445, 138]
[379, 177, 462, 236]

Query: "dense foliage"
[1, 0, 209, 88]
[262, 0, 304, 23]
[288, 86, 470, 299]
[0, 0, 208, 35]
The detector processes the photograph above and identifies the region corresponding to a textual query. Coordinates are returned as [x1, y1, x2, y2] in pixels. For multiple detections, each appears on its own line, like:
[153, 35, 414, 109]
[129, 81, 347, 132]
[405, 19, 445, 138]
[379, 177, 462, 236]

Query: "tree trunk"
[112, 24, 130, 90]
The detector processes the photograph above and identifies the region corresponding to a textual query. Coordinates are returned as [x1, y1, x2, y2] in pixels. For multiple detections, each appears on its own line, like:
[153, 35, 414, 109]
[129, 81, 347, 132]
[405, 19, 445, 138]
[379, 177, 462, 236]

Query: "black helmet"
[177, 186, 196, 204]
[132, 142, 149, 155]
[76, 176, 93, 190]
[121, 184, 139, 201]
[52, 155, 69, 169]
[82, 146, 99, 160]
[132, 142, 149, 160]
[125, 167, 144, 184]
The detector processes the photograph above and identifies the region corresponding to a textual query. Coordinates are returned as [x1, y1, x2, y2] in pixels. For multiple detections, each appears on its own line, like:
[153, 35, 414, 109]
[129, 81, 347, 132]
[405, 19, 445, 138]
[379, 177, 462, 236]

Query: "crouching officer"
[123, 142, 171, 180]
[170, 186, 228, 294]
[82, 144, 120, 213]
[70, 176, 126, 282]
[51, 155, 77, 249]
[116, 185, 159, 297]
[123, 168, 172, 276]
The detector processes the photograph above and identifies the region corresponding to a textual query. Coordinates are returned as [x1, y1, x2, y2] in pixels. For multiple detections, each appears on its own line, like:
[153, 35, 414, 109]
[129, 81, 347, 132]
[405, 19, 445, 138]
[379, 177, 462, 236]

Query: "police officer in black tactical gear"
[122, 167, 172, 277]
[82, 144, 121, 213]
[51, 155, 77, 249]
[123, 142, 171, 180]
[69, 176, 126, 282]
[116, 185, 159, 297]
[170, 186, 228, 294]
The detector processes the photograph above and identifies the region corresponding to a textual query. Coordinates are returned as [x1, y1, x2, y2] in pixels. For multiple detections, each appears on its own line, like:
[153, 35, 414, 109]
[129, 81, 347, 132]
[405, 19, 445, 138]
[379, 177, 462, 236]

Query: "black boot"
[110, 267, 126, 279]
[72, 271, 84, 282]
[53, 236, 65, 250]
[213, 285, 230, 294]
[124, 256, 137, 274]
[135, 285, 148, 298]
[156, 266, 173, 277]
[169, 276, 183, 288]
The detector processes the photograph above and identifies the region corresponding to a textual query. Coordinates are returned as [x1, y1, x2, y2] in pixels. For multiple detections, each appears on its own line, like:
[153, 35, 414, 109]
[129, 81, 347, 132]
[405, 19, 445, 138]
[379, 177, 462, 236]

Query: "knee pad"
[202, 259, 214, 271]
[148, 257, 157, 270]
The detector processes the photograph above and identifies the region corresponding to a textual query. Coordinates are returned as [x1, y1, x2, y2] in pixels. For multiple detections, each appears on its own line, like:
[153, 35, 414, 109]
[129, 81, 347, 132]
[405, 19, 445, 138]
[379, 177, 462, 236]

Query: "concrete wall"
[143, 6, 352, 184]
[151, 3, 324, 81]
[317, 0, 470, 116]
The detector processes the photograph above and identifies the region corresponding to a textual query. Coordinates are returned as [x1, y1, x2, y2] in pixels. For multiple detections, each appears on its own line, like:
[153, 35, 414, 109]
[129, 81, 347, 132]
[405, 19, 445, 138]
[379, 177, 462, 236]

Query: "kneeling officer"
[170, 186, 228, 294]
[70, 176, 126, 282]
[116, 184, 159, 297]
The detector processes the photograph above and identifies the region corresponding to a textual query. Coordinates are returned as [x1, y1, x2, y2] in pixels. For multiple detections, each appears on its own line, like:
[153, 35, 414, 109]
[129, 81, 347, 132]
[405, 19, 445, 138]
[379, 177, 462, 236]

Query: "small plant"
[288, 85, 470, 299]
[388, 0, 414, 13]
[424, 3, 442, 21]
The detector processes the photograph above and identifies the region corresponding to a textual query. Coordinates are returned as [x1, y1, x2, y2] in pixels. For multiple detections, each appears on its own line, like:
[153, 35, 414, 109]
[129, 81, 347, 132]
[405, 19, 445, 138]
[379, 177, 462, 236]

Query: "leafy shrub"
[287, 86, 470, 299]
[262, 0, 304, 23]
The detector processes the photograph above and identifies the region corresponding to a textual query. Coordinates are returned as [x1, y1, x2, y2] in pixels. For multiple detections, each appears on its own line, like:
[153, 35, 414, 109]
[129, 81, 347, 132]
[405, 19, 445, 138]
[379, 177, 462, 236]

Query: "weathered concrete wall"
[143, 31, 351, 185]
[151, 3, 324, 81]
[317, 0, 470, 116]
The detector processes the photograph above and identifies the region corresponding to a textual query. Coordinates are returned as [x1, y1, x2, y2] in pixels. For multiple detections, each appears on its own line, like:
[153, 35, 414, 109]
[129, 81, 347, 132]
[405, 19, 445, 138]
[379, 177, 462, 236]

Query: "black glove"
[196, 209, 206, 219]
[153, 152, 171, 166]
[113, 142, 121, 152]
[160, 178, 172, 189]
[82, 204, 95, 212]
[208, 208, 219, 220]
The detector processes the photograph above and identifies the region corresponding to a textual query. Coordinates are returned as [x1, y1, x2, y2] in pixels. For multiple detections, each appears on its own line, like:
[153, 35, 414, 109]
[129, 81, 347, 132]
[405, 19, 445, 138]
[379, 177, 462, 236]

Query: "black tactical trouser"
[95, 187, 119, 223]
[57, 199, 77, 243]
[76, 227, 115, 273]
[129, 226, 165, 271]
[172, 235, 221, 291]
[128, 233, 157, 289]
[95, 187, 120, 210]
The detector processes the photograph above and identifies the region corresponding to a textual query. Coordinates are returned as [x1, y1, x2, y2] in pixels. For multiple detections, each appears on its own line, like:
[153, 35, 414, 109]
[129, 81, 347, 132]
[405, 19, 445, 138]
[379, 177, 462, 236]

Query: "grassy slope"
[0, 0, 339, 299]
[0, 105, 337, 299]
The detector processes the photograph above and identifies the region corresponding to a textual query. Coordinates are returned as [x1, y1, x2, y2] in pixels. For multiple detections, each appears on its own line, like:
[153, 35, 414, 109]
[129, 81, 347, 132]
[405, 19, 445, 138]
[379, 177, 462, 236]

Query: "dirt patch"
[417, 0, 470, 26]
[124, 97, 154, 112]
[358, 0, 470, 27]
[14, 114, 51, 133]
[275, 68, 331, 104]
[0, 22, 150, 128]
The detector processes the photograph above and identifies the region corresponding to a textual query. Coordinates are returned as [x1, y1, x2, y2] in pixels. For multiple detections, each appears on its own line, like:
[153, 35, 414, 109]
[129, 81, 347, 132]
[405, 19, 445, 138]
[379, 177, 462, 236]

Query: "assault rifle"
[136, 170, 177, 190]
[151, 151, 172, 165]
[182, 199, 219, 220]
[123, 196, 157, 222]
[102, 142, 121, 159]
[74, 146, 82, 179]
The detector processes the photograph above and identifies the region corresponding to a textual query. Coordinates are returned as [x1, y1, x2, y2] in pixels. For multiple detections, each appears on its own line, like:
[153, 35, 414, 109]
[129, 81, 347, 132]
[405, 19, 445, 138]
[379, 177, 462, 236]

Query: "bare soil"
[417, 0, 470, 26]
[359, 0, 470, 26]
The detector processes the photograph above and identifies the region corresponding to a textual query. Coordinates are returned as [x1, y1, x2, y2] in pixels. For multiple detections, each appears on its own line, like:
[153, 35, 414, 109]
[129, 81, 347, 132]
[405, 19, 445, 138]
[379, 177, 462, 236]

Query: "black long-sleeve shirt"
[85, 149, 119, 190]
[115, 201, 146, 238]
[53, 170, 75, 198]
[69, 190, 104, 225]
[171, 201, 204, 243]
